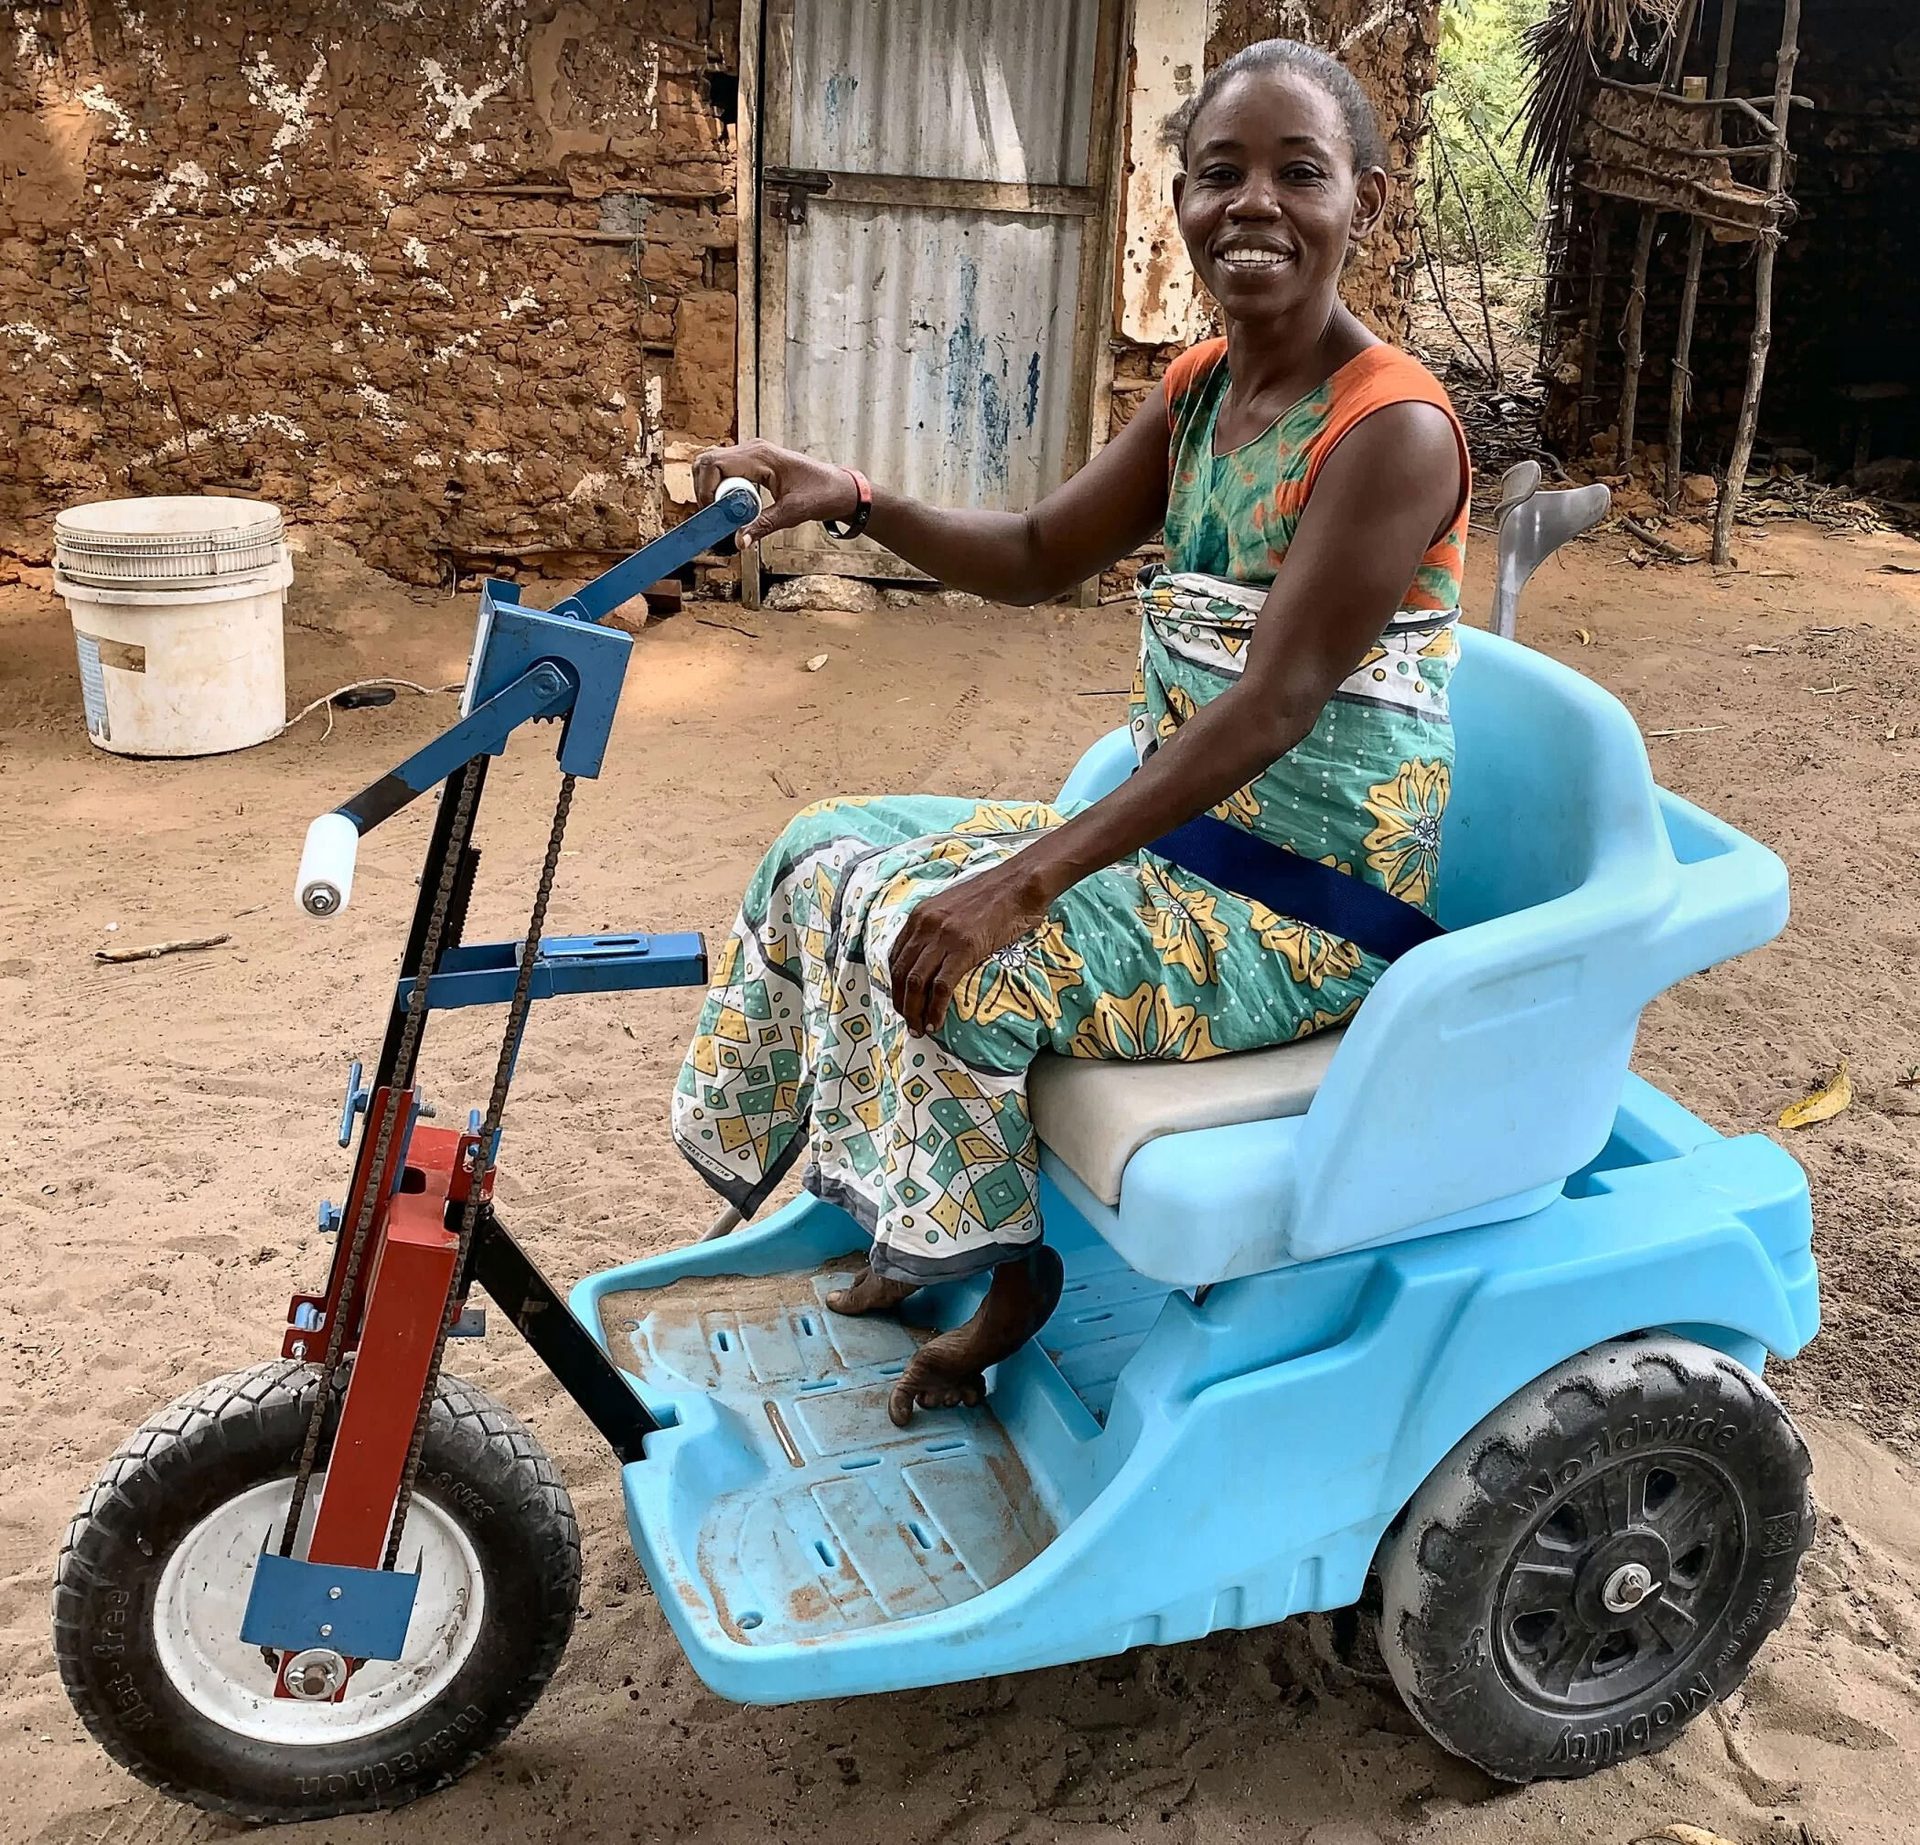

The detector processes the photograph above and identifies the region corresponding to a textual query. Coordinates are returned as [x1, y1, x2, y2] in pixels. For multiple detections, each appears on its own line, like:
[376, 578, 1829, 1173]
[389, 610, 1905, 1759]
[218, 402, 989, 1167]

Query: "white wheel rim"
[151, 1474, 486, 1746]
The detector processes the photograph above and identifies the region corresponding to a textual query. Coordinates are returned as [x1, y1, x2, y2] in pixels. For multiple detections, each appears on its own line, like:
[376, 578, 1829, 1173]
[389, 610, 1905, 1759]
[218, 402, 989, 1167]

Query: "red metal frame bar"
[272, 1124, 488, 1699]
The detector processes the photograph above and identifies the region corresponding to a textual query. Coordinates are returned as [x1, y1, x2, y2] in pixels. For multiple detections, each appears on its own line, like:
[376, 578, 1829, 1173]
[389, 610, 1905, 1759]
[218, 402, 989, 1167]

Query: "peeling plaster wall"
[1108, 0, 1443, 441]
[1, 1, 740, 580]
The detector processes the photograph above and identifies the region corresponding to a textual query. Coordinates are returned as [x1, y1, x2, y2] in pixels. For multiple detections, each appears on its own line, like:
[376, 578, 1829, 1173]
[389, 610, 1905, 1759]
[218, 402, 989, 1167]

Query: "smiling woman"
[677, 39, 1470, 1425]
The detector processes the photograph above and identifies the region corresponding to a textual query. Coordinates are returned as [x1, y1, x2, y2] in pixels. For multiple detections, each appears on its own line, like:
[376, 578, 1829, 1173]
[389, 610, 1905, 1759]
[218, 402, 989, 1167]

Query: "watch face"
[459, 596, 496, 718]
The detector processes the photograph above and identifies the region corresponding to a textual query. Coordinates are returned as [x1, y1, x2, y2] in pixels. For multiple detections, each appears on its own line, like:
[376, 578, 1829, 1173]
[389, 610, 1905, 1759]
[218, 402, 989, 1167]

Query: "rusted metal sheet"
[782, 202, 1085, 515]
[1118, 0, 1214, 346]
[788, 0, 1100, 186]
[757, 0, 1119, 583]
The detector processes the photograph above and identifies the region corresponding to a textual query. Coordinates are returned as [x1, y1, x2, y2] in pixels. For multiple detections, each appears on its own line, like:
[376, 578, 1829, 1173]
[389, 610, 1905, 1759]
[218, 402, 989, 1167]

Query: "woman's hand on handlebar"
[694, 440, 857, 549]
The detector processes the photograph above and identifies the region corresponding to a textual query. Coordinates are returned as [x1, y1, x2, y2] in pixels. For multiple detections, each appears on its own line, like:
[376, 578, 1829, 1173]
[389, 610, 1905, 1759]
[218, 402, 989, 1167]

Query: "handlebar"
[296, 813, 360, 917]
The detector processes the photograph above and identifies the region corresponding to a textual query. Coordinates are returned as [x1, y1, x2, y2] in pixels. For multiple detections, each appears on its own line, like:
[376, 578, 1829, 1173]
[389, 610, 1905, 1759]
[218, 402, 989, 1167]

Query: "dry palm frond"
[1517, 0, 1688, 186]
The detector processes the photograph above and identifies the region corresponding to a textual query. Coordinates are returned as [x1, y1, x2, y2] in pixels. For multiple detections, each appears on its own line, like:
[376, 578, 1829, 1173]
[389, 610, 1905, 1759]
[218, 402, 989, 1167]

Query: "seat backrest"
[1054, 629, 1787, 1268]
[1435, 625, 1664, 929]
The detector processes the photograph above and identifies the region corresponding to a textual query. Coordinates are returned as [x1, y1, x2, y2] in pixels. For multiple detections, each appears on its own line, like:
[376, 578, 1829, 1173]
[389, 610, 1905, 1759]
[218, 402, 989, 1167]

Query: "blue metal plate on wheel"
[240, 1551, 422, 1661]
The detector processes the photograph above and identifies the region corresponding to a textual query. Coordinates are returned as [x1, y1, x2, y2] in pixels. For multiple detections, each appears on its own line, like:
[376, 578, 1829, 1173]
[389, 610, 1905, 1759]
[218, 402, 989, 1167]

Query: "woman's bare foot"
[887, 1245, 1064, 1428]
[825, 1265, 918, 1316]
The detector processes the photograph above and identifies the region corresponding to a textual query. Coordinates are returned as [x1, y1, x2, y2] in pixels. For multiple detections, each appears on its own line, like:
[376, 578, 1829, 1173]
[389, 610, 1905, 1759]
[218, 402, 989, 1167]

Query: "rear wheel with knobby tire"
[1377, 1334, 1814, 1781]
[52, 1359, 579, 1822]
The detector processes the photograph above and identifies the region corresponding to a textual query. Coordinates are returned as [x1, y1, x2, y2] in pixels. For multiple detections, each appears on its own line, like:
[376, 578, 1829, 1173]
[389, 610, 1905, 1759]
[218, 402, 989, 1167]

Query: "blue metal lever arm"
[550, 488, 759, 624]
[335, 664, 574, 835]
[398, 931, 710, 1011]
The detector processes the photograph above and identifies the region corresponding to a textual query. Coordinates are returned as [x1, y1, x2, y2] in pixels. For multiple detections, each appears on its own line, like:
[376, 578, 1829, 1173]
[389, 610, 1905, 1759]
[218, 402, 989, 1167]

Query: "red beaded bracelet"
[823, 467, 872, 540]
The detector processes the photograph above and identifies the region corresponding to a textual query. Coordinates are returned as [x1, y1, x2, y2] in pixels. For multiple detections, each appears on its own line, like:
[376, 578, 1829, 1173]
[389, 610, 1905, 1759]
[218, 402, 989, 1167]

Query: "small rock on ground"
[764, 573, 879, 613]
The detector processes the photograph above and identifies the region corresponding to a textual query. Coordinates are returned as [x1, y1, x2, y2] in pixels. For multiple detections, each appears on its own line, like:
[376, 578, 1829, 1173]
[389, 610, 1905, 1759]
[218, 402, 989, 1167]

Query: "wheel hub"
[1493, 1449, 1743, 1711]
[151, 1475, 485, 1746]
[1601, 1560, 1660, 1614]
[284, 1647, 349, 1701]
[1573, 1527, 1674, 1629]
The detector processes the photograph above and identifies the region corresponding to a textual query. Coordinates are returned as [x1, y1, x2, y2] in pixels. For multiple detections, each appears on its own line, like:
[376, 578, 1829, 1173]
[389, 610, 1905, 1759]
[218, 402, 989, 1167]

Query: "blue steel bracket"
[337, 662, 579, 836]
[398, 931, 710, 1013]
[547, 486, 759, 625]
[337, 1058, 370, 1148]
[240, 1551, 422, 1662]
[458, 595, 630, 779]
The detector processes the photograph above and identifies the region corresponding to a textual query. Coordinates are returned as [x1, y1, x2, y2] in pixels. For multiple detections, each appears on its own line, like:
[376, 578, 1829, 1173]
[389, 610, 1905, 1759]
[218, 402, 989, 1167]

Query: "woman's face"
[1174, 67, 1387, 326]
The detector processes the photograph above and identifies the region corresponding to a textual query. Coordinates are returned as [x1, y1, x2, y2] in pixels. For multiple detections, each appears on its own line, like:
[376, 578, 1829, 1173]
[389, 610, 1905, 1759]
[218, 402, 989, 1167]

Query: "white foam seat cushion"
[1029, 1030, 1345, 1208]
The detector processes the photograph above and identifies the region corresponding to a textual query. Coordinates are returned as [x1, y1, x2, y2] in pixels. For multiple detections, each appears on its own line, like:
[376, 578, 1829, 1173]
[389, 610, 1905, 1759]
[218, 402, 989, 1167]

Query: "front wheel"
[1377, 1334, 1814, 1782]
[53, 1360, 579, 1822]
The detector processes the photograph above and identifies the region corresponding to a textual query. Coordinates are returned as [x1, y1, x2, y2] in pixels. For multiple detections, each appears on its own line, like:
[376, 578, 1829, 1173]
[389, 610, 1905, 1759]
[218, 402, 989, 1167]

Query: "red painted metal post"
[305, 1197, 459, 1564]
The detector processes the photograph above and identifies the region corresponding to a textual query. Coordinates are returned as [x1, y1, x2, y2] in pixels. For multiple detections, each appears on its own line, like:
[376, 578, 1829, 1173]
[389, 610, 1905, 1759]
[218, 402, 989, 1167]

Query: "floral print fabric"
[670, 342, 1466, 1284]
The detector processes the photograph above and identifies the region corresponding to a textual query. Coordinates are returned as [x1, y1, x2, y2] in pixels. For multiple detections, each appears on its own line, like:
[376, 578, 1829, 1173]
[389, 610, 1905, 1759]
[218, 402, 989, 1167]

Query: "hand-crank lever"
[294, 479, 762, 916]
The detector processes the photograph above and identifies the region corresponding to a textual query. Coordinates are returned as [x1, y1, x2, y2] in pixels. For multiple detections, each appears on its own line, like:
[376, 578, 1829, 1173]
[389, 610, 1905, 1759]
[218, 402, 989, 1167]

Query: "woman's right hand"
[694, 440, 860, 549]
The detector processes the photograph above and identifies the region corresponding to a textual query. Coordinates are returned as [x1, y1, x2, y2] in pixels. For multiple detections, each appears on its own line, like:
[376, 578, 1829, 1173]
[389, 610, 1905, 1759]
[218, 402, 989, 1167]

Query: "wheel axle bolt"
[285, 1647, 348, 1701]
[1602, 1562, 1660, 1613]
[290, 1340, 308, 1361]
[328, 1586, 342, 1600]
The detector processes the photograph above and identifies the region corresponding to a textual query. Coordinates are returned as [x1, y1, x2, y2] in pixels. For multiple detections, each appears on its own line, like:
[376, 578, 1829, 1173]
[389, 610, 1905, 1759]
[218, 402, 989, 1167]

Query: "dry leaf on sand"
[1778, 1059, 1852, 1129]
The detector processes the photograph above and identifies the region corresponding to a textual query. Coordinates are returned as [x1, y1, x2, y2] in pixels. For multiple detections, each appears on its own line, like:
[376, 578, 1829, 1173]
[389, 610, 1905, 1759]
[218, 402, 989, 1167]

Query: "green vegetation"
[1421, 0, 1552, 271]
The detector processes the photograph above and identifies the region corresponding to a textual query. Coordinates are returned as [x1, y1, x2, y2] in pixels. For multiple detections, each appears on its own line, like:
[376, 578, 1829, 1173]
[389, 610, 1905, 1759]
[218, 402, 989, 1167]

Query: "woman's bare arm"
[693, 384, 1175, 605]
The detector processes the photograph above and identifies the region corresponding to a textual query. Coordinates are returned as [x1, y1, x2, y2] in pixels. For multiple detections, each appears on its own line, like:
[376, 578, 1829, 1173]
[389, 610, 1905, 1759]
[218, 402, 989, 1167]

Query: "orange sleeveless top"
[1161, 339, 1470, 613]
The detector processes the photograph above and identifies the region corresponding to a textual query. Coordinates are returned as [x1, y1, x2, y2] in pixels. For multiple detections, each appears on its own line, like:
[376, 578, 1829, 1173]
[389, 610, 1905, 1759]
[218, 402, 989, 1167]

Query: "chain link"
[278, 760, 482, 1555]
[382, 774, 578, 1569]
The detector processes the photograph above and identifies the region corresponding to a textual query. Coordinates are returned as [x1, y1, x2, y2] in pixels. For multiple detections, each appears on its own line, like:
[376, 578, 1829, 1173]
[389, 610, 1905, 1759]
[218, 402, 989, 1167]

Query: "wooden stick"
[1667, 0, 1740, 508]
[1578, 206, 1612, 453]
[95, 933, 231, 964]
[1617, 210, 1659, 470]
[1647, 725, 1728, 737]
[1713, 0, 1802, 566]
[1623, 516, 1704, 561]
[1434, 127, 1503, 391]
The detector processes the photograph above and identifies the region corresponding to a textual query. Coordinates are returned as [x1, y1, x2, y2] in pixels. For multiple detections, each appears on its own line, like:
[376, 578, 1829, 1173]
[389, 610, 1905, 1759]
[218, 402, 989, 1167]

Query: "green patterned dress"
[671, 340, 1469, 1284]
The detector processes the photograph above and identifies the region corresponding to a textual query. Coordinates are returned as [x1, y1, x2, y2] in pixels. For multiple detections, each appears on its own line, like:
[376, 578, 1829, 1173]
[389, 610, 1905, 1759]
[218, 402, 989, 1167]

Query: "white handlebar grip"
[714, 475, 763, 518]
[296, 813, 360, 918]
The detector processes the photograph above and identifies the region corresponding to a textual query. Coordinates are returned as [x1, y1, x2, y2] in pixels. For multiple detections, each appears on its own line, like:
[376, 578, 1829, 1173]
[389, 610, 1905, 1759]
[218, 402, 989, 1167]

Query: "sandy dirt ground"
[4, 515, 1920, 1845]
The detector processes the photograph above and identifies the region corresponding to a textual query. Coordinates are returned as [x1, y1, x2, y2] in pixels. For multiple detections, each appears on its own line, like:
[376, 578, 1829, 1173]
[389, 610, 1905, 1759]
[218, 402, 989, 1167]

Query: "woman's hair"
[1163, 38, 1388, 175]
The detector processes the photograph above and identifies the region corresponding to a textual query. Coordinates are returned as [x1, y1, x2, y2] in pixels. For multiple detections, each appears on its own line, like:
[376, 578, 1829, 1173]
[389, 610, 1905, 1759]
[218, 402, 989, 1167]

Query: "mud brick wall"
[1107, 0, 1443, 444]
[1, 1, 741, 581]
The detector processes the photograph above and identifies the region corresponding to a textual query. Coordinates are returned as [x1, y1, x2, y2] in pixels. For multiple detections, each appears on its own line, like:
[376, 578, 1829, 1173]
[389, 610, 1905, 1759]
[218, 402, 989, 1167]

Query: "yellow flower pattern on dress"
[952, 801, 1056, 836]
[1136, 859, 1230, 986]
[1293, 997, 1363, 1040]
[950, 919, 1087, 1031]
[1250, 904, 1368, 989]
[1362, 759, 1451, 905]
[1211, 781, 1262, 828]
[1067, 981, 1225, 1062]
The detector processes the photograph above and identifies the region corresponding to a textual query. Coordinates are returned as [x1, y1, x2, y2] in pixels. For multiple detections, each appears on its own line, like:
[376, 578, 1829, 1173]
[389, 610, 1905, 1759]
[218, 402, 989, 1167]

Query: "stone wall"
[1, 1, 740, 580]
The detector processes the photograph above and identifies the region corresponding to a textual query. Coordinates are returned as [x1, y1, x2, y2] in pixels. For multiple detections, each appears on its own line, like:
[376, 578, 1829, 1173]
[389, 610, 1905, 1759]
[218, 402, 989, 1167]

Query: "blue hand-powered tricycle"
[53, 475, 1819, 1822]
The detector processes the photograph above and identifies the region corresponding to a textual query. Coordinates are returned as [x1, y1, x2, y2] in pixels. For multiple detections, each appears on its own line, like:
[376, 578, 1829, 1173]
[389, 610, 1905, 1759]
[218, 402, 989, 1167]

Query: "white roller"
[714, 476, 763, 519]
[296, 812, 360, 917]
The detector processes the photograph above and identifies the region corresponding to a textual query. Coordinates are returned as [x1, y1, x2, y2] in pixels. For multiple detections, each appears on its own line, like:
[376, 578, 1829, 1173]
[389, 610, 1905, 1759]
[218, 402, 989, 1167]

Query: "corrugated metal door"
[754, 0, 1122, 582]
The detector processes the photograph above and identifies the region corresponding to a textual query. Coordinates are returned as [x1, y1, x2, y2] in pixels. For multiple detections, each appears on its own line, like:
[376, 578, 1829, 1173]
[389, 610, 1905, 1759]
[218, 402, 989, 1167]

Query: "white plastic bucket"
[53, 497, 290, 758]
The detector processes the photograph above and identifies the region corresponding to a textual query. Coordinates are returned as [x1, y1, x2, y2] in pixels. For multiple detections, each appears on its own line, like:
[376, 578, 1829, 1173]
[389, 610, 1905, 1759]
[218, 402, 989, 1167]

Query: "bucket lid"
[55, 496, 285, 588]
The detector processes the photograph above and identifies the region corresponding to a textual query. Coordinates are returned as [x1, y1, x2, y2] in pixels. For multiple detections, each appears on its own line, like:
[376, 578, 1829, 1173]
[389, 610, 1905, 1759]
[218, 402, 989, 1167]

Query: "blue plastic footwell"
[594, 1265, 1060, 1644]
[573, 1076, 1817, 1704]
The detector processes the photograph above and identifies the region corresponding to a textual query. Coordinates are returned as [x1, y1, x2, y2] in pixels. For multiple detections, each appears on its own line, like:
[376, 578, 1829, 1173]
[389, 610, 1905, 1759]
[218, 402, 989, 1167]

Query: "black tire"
[1377, 1334, 1814, 1782]
[53, 1359, 579, 1822]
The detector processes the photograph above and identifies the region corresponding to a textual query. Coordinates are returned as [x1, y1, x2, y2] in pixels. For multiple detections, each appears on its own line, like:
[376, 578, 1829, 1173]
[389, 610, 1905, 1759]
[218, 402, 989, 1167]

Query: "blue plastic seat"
[1031, 626, 1789, 1288]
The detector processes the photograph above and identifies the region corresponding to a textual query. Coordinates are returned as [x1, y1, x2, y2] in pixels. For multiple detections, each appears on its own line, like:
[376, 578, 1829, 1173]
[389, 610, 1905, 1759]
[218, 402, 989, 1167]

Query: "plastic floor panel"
[596, 1266, 1059, 1644]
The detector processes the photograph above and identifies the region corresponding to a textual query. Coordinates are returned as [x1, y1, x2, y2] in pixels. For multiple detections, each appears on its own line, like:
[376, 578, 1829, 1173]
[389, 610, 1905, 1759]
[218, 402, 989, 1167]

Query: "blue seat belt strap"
[1146, 811, 1444, 965]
